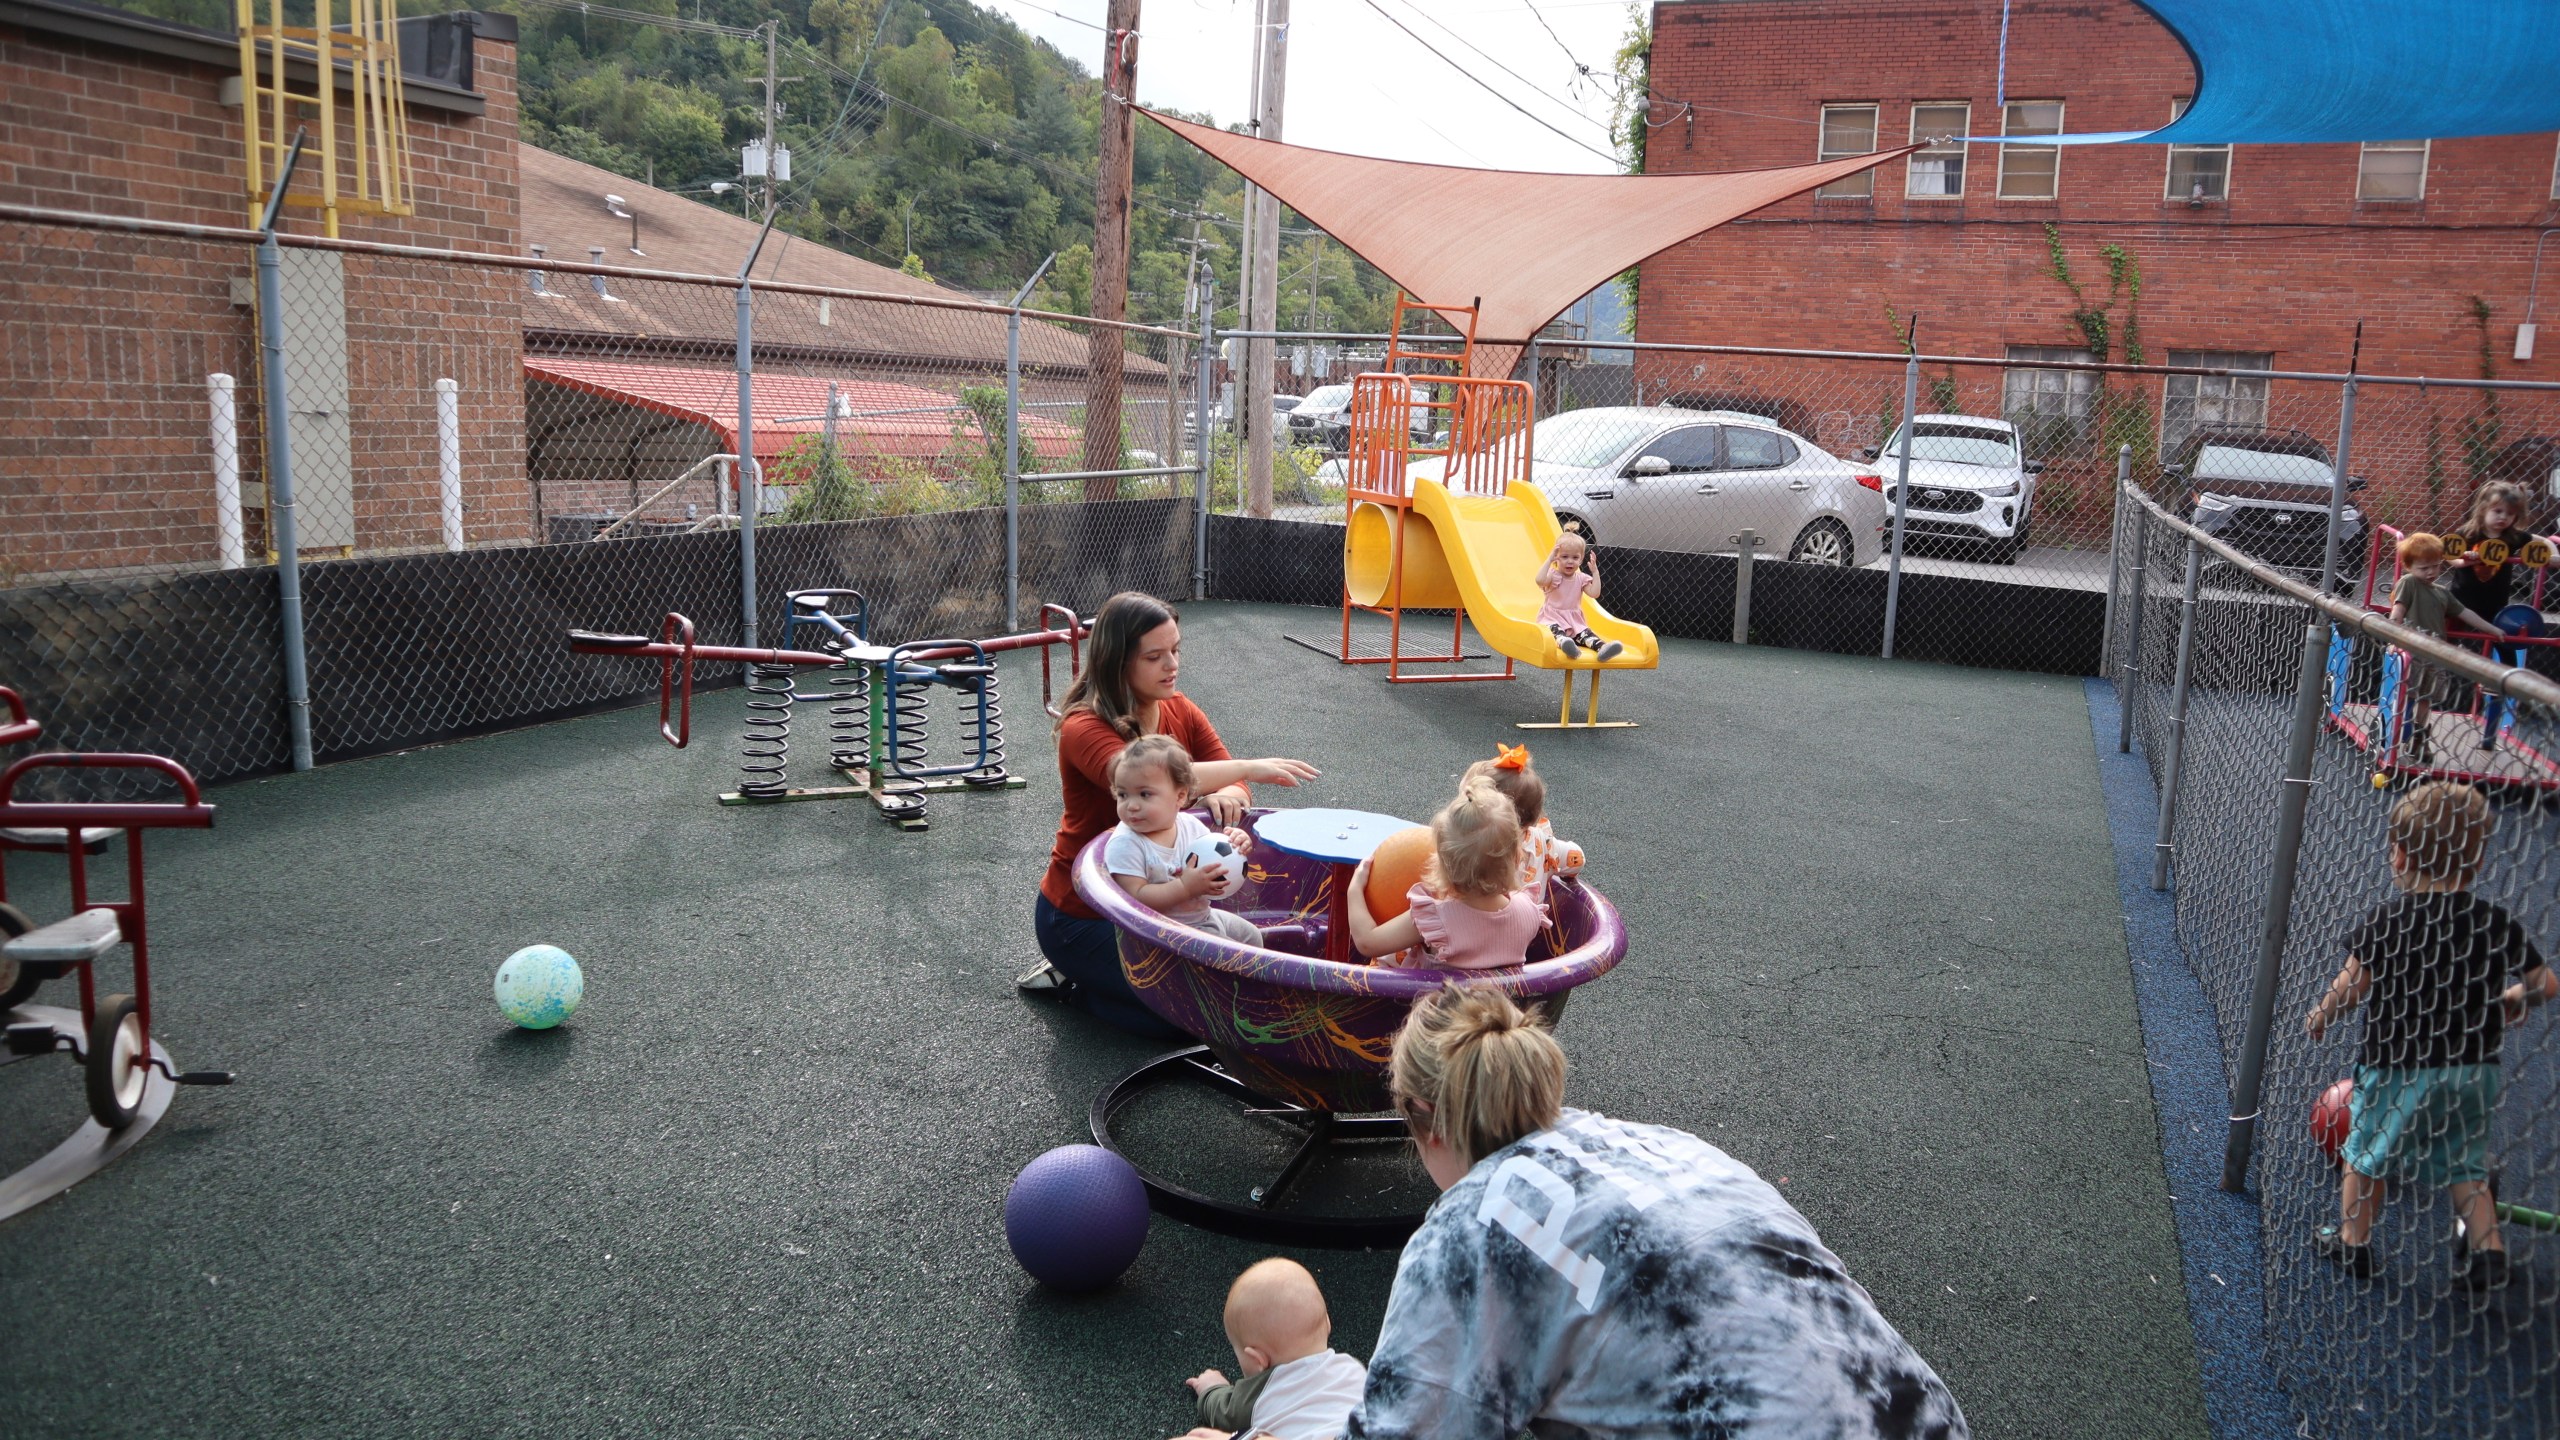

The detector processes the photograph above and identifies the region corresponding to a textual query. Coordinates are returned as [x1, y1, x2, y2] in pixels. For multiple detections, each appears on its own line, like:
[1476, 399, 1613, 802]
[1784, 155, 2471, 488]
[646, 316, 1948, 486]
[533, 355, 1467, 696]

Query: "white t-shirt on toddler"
[1103, 813, 1228, 928]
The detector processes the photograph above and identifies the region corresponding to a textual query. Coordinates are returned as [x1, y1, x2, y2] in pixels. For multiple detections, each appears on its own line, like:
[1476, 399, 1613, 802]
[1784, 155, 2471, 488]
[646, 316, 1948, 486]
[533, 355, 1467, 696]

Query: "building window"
[1816, 104, 1880, 198]
[1907, 103, 1969, 198]
[1998, 101, 2063, 200]
[2164, 98, 2228, 203]
[2001, 344, 2098, 455]
[2162, 351, 2273, 456]
[2358, 140, 2428, 201]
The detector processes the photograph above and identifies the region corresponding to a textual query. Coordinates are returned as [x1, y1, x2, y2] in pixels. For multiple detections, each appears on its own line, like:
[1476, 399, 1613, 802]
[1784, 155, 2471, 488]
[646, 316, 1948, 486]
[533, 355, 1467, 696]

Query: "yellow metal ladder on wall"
[236, 0, 414, 237]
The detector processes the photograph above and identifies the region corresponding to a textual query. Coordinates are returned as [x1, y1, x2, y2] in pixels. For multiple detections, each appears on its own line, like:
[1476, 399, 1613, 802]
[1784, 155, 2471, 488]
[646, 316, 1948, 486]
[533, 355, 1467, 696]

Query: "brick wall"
[0, 15, 527, 579]
[1634, 0, 2560, 544]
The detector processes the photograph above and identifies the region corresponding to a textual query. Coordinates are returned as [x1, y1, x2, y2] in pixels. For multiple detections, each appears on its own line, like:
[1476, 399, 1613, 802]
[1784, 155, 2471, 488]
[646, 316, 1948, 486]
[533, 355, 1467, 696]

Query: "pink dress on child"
[1395, 884, 1547, 970]
[1536, 570, 1597, 631]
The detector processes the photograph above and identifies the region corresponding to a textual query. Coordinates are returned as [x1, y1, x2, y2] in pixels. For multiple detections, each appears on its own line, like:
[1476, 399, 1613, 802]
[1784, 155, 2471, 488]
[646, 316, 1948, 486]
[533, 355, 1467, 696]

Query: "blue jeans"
[1034, 895, 1186, 1040]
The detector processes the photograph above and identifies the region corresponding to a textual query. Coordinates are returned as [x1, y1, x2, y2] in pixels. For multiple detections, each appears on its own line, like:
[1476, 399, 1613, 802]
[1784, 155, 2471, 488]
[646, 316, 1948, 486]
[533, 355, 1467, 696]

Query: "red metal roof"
[523, 357, 1079, 466]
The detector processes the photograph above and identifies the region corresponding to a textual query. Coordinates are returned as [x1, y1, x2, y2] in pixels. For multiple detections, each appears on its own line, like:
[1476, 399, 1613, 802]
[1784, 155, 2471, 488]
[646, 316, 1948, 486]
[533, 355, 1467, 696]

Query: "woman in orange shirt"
[1021, 592, 1320, 1034]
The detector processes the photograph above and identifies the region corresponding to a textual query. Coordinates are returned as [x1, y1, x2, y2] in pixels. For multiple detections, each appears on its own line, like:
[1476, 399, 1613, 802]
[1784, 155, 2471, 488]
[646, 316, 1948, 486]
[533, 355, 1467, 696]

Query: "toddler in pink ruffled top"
[1346, 774, 1546, 970]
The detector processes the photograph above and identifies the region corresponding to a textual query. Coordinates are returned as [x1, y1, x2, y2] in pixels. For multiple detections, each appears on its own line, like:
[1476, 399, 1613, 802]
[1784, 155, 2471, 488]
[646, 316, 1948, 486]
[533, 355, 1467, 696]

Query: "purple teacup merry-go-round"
[1072, 807, 1627, 1244]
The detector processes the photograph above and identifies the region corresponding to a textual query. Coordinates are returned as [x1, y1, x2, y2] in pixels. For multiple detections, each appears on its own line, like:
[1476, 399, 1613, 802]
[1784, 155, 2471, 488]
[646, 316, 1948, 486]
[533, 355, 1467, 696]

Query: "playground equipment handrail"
[0, 753, 215, 828]
[0, 686, 35, 749]
[2358, 520, 2559, 624]
[2121, 481, 2560, 710]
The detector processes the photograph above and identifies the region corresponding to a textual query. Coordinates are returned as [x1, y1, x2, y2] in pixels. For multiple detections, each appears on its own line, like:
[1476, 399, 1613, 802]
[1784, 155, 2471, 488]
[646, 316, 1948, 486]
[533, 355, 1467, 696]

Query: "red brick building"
[0, 0, 526, 578]
[1634, 0, 2560, 540]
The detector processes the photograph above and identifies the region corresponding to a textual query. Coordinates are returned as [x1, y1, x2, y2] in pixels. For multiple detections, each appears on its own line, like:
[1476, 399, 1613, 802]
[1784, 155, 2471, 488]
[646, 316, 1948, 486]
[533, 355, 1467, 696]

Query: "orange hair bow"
[1494, 743, 1532, 771]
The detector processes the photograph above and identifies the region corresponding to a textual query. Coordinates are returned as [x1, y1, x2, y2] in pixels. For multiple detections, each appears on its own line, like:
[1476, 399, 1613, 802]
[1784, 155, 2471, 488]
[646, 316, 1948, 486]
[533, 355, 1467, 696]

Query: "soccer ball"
[1181, 833, 1247, 899]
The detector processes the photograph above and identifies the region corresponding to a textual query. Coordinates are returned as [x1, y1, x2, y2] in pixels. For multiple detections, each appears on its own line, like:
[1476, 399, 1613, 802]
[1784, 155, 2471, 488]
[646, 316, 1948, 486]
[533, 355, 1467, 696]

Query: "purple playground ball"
[1003, 1144, 1151, 1292]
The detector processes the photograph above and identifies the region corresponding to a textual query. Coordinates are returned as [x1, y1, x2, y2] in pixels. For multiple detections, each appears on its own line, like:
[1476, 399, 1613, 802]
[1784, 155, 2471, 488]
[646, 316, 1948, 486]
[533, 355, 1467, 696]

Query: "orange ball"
[1363, 826, 1435, 922]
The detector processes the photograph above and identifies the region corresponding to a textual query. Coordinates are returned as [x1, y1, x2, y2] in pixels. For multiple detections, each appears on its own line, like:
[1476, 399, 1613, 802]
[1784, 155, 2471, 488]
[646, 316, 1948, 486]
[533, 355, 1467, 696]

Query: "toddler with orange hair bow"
[1464, 743, 1584, 893]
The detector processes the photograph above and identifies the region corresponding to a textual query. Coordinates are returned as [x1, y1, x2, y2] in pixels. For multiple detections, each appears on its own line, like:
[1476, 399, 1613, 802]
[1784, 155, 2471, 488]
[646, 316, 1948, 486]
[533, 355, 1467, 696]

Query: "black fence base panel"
[1208, 515, 2104, 677]
[0, 500, 1192, 796]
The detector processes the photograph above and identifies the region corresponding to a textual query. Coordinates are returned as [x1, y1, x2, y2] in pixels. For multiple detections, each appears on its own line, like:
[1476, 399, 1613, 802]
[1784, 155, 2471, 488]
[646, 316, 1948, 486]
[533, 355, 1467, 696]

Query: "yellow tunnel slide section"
[1344, 480, 1659, 671]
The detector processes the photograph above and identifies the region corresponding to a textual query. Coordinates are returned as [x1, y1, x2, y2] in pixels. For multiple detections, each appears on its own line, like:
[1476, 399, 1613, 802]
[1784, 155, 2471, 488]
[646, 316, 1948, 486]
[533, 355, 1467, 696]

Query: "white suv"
[1861, 416, 2041, 563]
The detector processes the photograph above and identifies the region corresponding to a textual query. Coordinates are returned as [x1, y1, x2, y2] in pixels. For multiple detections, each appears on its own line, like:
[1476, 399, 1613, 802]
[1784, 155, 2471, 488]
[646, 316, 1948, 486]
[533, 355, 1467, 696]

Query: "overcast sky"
[976, 0, 1640, 174]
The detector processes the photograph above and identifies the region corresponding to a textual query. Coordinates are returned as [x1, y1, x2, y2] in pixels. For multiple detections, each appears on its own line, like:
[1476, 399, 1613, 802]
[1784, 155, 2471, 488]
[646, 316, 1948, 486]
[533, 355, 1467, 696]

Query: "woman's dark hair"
[1057, 592, 1179, 740]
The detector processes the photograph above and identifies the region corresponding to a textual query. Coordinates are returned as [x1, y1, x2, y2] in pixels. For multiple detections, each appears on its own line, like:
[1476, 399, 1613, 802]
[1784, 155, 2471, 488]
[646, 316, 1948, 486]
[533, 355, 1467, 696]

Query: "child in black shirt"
[2306, 782, 2555, 1289]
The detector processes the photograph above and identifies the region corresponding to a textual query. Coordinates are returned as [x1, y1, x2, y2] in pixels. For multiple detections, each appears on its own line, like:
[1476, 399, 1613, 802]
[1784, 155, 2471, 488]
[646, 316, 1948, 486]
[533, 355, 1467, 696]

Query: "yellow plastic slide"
[1342, 479, 1659, 671]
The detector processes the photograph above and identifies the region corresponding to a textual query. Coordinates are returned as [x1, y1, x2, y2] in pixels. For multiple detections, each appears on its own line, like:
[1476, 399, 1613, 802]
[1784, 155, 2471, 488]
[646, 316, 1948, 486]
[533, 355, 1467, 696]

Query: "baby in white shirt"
[1102, 735, 1262, 944]
[1184, 1258, 1369, 1440]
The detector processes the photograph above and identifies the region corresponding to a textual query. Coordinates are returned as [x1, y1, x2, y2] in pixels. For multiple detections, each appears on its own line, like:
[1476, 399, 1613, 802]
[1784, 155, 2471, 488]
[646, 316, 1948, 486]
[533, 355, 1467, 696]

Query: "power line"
[1379, 0, 1610, 139]
[505, 0, 758, 40]
[1356, 0, 1616, 163]
[1520, 0, 1596, 90]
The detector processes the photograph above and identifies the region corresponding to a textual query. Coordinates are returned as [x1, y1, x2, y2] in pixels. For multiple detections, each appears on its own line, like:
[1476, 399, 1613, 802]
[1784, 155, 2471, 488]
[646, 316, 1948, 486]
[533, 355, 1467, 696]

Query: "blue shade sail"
[1971, 0, 2560, 145]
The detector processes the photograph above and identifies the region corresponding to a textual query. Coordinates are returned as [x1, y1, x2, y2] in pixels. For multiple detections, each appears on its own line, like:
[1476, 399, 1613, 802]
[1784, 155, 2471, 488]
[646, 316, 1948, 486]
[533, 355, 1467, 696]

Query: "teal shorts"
[2341, 1063, 2499, 1187]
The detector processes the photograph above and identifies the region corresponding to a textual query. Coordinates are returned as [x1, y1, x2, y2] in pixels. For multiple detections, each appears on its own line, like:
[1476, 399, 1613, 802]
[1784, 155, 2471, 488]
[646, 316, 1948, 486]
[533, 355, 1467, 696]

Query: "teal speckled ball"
[494, 944, 584, 1029]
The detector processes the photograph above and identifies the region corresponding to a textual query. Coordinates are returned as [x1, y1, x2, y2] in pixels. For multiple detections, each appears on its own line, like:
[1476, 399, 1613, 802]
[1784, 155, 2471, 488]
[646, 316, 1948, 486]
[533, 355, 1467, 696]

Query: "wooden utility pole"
[1243, 0, 1288, 517]
[1082, 0, 1141, 495]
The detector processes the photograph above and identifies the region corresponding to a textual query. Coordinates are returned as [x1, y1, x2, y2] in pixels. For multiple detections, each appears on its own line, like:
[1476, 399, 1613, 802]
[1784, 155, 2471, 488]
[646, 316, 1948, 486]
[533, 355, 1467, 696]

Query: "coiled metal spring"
[826, 659, 871, 772]
[875, 667, 933, 820]
[738, 660, 796, 797]
[956, 663, 1008, 787]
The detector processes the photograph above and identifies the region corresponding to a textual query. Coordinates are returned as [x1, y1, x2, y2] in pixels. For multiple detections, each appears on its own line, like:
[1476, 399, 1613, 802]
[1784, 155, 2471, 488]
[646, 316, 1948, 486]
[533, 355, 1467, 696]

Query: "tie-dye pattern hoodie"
[1345, 1109, 1968, 1440]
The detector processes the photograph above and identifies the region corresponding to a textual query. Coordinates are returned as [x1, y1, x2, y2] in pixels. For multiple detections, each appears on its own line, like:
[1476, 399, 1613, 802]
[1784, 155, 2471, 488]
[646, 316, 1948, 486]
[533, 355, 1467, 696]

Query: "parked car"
[2163, 424, 2367, 581]
[1287, 383, 1353, 448]
[1290, 378, 1441, 452]
[1858, 415, 2043, 563]
[1412, 405, 1888, 566]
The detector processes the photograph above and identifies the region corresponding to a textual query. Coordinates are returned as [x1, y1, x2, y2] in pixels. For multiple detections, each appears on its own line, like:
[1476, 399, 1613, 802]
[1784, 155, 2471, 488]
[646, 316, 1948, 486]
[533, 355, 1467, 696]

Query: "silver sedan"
[1459, 407, 1890, 567]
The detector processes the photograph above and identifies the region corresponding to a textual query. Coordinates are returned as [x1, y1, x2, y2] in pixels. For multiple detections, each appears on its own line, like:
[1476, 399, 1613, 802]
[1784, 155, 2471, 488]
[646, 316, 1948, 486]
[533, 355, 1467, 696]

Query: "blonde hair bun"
[1390, 984, 1566, 1167]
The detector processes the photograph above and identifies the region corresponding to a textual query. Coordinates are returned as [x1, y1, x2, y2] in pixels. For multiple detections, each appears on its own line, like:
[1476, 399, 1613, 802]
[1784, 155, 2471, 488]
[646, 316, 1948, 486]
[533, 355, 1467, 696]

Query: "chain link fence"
[0, 209, 1198, 797]
[2108, 404, 2560, 1437]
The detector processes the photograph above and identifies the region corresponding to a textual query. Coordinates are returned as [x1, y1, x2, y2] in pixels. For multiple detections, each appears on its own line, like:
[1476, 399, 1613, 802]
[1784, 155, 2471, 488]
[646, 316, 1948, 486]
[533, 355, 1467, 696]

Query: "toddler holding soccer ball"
[1103, 735, 1262, 944]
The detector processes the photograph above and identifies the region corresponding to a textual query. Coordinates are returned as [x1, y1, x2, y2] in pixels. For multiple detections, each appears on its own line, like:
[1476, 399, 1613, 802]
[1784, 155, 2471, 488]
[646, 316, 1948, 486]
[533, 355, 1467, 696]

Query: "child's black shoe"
[2315, 1225, 2378, 1279]
[2458, 1249, 2511, 1293]
[1595, 639, 1625, 662]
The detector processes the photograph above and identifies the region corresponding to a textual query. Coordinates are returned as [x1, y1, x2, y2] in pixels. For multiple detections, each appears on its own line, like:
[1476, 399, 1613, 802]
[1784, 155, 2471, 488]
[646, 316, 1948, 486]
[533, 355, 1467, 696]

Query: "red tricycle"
[0, 685, 230, 1133]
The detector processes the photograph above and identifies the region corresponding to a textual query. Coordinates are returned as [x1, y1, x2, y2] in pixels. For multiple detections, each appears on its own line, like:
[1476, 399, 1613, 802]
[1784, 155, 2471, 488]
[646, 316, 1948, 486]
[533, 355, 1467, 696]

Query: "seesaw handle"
[661, 612, 695, 748]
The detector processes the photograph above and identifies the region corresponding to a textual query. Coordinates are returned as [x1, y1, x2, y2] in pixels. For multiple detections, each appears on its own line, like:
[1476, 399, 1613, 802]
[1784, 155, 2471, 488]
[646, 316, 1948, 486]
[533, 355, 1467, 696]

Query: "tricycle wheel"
[85, 993, 148, 1130]
[0, 901, 37, 1010]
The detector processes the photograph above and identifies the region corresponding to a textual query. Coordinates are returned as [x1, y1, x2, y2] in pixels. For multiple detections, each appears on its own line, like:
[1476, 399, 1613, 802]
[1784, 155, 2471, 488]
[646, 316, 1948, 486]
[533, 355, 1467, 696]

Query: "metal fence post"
[734, 276, 760, 648]
[2151, 537, 2203, 890]
[2100, 445, 2132, 674]
[1195, 303, 1215, 601]
[208, 372, 245, 570]
[1005, 307, 1023, 632]
[435, 378, 463, 553]
[1729, 529, 1758, 645]
[255, 227, 313, 771]
[1880, 350, 1919, 660]
[2320, 373, 2359, 596]
[2222, 606, 2335, 1192]
[2116, 500, 2151, 755]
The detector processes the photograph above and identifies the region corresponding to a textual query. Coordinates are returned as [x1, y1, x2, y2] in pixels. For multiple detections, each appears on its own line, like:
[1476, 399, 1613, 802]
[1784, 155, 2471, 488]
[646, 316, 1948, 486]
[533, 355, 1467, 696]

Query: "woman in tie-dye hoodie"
[1344, 986, 1968, 1440]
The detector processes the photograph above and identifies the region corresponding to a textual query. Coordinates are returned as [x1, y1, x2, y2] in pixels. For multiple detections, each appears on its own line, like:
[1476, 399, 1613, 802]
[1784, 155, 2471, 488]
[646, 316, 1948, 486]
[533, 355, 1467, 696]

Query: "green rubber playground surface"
[0, 602, 2206, 1438]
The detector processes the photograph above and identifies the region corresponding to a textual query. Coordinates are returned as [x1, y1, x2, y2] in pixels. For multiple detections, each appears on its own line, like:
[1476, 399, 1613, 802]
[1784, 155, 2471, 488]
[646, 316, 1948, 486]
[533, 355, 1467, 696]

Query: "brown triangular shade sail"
[1143, 108, 1917, 376]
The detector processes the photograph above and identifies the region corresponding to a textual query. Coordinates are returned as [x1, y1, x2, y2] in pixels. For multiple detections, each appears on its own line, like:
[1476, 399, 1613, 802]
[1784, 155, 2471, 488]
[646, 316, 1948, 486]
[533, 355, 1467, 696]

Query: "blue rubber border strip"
[2084, 678, 2295, 1440]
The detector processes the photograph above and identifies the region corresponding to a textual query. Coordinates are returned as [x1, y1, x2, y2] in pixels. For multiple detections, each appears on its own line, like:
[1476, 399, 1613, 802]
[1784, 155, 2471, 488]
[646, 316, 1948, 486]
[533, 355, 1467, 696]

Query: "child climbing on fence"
[1346, 775, 1545, 969]
[2385, 533, 2502, 763]
[1536, 534, 1625, 662]
[2305, 781, 2557, 1290]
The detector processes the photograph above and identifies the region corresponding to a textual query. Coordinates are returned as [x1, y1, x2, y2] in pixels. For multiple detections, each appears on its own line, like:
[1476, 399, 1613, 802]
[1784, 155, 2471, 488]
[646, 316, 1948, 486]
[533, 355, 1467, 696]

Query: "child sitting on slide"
[1536, 533, 1625, 662]
[1182, 1258, 1368, 1440]
[1468, 743, 1583, 891]
[1345, 775, 1545, 969]
[1104, 736, 1262, 944]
